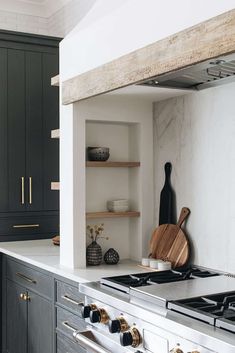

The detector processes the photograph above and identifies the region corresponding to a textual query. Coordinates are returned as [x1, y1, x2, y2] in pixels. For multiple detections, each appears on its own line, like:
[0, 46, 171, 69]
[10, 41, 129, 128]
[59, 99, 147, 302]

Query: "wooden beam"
[62, 9, 235, 104]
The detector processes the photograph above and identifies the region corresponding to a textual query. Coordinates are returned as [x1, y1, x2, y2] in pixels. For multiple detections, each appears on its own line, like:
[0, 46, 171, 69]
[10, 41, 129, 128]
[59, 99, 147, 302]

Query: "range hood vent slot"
[140, 54, 235, 91]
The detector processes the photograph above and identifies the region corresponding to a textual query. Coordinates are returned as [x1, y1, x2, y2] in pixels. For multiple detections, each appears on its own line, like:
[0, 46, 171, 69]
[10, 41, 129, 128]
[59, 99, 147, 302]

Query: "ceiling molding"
[0, 0, 71, 17]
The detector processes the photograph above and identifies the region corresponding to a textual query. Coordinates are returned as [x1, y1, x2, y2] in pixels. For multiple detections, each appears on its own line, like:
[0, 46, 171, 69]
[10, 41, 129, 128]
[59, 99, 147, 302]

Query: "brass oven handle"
[73, 330, 111, 353]
[61, 295, 84, 306]
[13, 224, 40, 228]
[29, 177, 32, 204]
[21, 177, 25, 204]
[16, 272, 37, 284]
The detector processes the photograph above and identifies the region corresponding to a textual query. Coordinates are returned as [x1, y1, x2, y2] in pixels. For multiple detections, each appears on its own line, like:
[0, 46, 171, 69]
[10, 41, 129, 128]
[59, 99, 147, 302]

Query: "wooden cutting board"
[150, 207, 190, 268]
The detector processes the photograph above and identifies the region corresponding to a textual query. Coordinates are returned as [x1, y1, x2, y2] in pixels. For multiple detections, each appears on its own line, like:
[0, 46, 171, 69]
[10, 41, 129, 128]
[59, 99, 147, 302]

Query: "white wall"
[60, 92, 154, 268]
[0, 0, 96, 37]
[60, 0, 235, 81]
[153, 83, 235, 273]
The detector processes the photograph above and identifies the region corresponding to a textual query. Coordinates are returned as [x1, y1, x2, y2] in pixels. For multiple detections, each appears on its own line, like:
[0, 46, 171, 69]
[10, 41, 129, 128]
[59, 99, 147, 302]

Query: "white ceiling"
[0, 0, 71, 17]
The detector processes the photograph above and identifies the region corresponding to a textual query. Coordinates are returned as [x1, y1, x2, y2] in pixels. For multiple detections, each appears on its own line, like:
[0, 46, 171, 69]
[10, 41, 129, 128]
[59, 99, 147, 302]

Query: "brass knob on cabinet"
[20, 293, 30, 301]
[191, 351, 200, 353]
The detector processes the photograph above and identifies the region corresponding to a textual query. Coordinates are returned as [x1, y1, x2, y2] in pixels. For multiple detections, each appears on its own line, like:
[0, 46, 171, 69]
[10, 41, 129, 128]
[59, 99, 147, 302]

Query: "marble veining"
[153, 82, 235, 273]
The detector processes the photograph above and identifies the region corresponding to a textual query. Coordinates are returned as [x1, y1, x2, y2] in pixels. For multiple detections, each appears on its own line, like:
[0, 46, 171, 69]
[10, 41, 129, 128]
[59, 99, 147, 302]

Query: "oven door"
[63, 322, 131, 353]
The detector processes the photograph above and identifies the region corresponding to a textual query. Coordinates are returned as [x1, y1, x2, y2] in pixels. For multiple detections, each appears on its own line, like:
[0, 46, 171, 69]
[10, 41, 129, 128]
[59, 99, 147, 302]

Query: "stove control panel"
[83, 297, 217, 353]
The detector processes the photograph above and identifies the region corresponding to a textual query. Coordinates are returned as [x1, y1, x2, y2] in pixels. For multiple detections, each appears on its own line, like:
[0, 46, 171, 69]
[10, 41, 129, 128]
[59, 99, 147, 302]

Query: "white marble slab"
[0, 239, 147, 283]
[153, 82, 235, 274]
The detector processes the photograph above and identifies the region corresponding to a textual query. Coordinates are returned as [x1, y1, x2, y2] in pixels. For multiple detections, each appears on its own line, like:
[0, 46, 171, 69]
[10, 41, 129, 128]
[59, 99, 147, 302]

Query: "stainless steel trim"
[62, 321, 78, 332]
[61, 295, 84, 306]
[16, 272, 37, 284]
[29, 176, 32, 204]
[13, 224, 40, 228]
[73, 330, 111, 353]
[21, 177, 25, 205]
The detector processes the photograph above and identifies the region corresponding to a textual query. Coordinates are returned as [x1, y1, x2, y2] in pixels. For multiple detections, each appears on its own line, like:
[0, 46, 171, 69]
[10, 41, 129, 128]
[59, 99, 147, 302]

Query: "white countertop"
[0, 239, 147, 283]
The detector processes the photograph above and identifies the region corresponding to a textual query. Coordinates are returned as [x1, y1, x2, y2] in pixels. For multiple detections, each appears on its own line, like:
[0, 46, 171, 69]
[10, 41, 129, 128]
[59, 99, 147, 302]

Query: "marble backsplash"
[153, 82, 235, 273]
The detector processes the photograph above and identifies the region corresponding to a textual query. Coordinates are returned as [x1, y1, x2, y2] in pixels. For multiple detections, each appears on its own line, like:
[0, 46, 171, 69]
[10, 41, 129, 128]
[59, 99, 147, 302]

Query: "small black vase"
[104, 248, 119, 265]
[86, 241, 102, 266]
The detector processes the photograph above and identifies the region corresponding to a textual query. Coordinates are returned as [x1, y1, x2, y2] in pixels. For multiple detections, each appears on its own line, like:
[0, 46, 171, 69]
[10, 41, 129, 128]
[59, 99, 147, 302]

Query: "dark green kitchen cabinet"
[2, 256, 54, 353]
[0, 30, 61, 240]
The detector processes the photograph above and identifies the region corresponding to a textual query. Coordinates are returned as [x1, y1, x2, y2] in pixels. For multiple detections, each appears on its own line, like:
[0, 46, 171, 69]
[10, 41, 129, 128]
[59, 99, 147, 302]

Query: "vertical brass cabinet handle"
[29, 177, 32, 204]
[21, 177, 25, 204]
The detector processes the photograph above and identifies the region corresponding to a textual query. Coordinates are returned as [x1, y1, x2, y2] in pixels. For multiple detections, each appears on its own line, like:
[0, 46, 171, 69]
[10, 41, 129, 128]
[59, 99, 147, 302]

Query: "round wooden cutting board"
[150, 207, 190, 268]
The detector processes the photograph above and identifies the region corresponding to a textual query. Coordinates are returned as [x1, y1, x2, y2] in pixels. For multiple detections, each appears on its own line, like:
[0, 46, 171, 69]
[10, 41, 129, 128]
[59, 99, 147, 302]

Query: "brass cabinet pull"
[16, 272, 37, 284]
[61, 295, 84, 306]
[13, 224, 40, 228]
[21, 177, 25, 205]
[20, 292, 30, 301]
[29, 177, 32, 204]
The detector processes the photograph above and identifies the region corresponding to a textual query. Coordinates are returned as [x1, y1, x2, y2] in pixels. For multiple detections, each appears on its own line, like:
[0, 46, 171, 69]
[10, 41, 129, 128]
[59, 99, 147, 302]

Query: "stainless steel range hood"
[141, 53, 235, 91]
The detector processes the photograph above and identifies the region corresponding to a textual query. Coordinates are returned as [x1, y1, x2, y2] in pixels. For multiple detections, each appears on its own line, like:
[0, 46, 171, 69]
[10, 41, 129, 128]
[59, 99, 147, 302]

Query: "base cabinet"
[2, 257, 54, 353]
[1, 255, 87, 353]
[6, 280, 27, 353]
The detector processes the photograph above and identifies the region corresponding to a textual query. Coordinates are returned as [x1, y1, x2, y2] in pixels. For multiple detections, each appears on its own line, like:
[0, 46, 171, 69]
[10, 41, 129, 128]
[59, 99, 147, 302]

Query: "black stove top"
[101, 267, 220, 294]
[168, 291, 235, 333]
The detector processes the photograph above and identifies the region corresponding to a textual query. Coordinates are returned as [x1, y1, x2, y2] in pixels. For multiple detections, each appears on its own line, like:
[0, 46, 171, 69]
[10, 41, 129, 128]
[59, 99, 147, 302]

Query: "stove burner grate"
[169, 291, 235, 330]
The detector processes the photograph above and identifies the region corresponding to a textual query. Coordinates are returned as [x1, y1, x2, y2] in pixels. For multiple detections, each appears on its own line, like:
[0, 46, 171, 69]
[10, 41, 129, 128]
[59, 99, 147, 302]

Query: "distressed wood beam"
[62, 9, 235, 104]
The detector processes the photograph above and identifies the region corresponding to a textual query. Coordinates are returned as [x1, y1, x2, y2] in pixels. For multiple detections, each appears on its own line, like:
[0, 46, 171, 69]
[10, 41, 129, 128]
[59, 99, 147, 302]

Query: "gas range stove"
[78, 266, 235, 353]
[169, 290, 235, 333]
[100, 266, 220, 294]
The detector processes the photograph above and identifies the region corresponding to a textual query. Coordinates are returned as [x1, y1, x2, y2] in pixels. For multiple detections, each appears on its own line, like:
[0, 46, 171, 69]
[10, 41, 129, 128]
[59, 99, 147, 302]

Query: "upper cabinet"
[0, 31, 60, 241]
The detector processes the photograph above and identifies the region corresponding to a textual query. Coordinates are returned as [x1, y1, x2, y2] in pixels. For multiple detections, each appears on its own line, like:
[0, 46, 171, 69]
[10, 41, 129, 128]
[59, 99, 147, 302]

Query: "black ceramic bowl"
[87, 147, 110, 161]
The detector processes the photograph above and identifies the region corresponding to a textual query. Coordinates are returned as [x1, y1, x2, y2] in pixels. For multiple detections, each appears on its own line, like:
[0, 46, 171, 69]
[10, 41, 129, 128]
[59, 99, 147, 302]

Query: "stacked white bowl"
[107, 199, 129, 212]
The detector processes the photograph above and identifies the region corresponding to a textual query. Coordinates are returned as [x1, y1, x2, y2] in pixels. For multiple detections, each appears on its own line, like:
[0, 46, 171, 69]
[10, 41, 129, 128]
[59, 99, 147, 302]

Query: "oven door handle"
[73, 330, 112, 353]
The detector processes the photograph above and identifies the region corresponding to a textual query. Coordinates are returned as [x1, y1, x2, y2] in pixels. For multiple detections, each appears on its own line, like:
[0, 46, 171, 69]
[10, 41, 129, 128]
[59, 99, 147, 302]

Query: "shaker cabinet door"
[0, 48, 8, 212]
[25, 51, 43, 211]
[8, 48, 26, 212]
[27, 291, 53, 353]
[6, 280, 27, 353]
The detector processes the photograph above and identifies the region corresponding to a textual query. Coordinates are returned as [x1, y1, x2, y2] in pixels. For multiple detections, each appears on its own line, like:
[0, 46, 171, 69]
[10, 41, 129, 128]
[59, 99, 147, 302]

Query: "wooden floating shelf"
[51, 129, 60, 139]
[51, 182, 60, 190]
[86, 211, 140, 219]
[51, 74, 60, 87]
[86, 161, 140, 168]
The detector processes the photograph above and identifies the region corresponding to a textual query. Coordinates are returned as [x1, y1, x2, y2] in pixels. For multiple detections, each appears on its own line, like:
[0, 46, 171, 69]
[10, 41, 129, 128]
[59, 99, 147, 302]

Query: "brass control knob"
[170, 347, 184, 353]
[108, 317, 129, 333]
[81, 304, 97, 319]
[90, 308, 109, 324]
[120, 327, 142, 348]
[191, 351, 200, 353]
